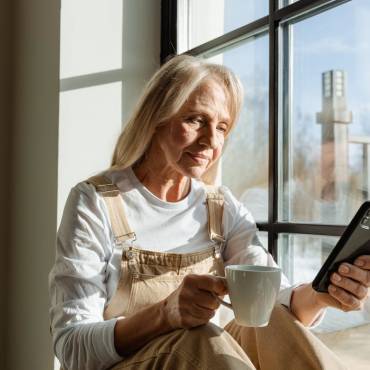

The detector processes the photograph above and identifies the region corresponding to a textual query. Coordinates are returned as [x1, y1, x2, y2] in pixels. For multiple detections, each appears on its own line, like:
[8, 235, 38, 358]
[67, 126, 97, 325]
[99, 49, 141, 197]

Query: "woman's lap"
[225, 304, 347, 370]
[110, 322, 254, 370]
[110, 305, 346, 370]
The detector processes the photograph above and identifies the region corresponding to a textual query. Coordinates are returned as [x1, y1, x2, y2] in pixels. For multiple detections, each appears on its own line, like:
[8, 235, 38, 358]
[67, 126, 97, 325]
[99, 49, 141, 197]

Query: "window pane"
[210, 36, 269, 222]
[178, 0, 268, 52]
[278, 0, 297, 7]
[278, 234, 338, 284]
[278, 234, 370, 369]
[60, 0, 123, 78]
[258, 231, 268, 250]
[58, 82, 122, 221]
[280, 0, 370, 224]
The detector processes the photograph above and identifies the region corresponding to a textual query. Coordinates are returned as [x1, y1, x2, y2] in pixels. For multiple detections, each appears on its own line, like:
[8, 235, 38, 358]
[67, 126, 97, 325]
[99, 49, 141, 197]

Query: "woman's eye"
[186, 117, 203, 125]
[217, 125, 228, 133]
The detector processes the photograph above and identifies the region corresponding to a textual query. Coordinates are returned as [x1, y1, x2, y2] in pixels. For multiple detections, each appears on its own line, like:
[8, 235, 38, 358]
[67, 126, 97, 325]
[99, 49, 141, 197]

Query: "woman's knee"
[186, 322, 224, 341]
[112, 324, 254, 370]
[173, 324, 254, 369]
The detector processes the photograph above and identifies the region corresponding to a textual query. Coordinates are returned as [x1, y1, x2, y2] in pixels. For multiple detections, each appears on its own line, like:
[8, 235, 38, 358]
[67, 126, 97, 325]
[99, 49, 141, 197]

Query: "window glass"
[208, 35, 269, 222]
[178, 0, 268, 52]
[278, 233, 338, 283]
[279, 0, 370, 224]
[60, 0, 122, 78]
[258, 231, 268, 250]
[278, 0, 297, 7]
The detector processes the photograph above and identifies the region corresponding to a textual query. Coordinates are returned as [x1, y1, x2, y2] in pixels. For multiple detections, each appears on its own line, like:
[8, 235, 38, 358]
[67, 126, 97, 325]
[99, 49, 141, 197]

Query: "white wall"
[4, 0, 160, 369]
[58, 0, 161, 219]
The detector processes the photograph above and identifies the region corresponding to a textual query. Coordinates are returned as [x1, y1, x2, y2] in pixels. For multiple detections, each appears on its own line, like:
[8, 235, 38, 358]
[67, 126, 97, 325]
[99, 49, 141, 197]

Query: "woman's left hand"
[316, 255, 370, 312]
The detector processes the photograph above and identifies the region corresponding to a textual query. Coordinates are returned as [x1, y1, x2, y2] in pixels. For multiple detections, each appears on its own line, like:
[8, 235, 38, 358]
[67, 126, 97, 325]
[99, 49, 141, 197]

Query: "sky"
[219, 0, 370, 136]
[220, 0, 370, 165]
[292, 0, 370, 136]
[218, 0, 370, 135]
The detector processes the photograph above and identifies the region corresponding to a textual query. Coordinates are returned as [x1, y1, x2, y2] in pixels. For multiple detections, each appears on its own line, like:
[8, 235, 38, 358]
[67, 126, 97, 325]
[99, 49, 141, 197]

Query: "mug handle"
[213, 276, 233, 309]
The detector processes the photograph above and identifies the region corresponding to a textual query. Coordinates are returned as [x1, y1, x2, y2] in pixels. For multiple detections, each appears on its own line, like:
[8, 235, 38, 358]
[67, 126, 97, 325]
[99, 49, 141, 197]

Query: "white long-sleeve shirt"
[49, 167, 295, 370]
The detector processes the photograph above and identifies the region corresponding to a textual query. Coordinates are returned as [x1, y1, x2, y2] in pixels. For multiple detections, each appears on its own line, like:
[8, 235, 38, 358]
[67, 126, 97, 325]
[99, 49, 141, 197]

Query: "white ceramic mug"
[217, 265, 281, 327]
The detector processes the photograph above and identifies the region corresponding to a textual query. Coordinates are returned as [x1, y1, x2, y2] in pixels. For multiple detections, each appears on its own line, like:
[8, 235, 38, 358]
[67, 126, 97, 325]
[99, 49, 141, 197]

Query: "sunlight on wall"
[60, 0, 123, 79]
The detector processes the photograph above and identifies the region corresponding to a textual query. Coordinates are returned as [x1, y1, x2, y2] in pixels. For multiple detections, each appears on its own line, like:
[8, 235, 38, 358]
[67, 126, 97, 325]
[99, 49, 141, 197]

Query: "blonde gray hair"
[111, 54, 243, 183]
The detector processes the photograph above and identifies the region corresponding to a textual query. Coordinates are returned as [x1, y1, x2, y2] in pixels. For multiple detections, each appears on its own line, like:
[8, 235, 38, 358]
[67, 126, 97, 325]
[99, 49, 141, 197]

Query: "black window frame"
[161, 0, 351, 259]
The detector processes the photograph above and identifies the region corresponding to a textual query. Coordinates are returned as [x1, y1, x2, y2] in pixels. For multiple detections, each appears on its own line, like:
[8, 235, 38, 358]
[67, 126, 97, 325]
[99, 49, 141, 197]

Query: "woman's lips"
[187, 152, 209, 164]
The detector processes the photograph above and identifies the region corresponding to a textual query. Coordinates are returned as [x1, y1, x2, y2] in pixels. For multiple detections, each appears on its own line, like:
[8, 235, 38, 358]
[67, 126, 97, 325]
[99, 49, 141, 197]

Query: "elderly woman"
[49, 55, 369, 370]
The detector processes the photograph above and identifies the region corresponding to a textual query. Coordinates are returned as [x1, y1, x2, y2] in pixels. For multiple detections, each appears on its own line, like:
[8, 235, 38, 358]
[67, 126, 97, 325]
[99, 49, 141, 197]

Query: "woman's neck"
[132, 160, 191, 202]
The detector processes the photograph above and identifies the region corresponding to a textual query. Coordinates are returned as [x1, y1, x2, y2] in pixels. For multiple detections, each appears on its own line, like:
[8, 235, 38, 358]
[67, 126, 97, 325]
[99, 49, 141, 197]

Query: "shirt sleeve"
[220, 186, 326, 327]
[221, 185, 290, 288]
[48, 182, 123, 370]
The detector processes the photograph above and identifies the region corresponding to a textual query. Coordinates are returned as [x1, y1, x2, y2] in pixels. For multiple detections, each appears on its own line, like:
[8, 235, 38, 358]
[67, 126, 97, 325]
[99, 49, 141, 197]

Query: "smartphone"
[312, 201, 370, 293]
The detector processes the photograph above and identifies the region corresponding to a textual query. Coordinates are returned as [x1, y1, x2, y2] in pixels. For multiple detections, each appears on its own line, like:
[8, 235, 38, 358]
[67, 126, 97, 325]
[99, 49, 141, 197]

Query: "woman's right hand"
[161, 274, 228, 330]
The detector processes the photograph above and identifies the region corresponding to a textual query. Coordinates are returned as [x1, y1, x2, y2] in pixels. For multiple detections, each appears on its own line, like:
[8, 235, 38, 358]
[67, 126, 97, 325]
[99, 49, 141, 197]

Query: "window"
[165, 0, 370, 367]
[280, 1, 370, 226]
[218, 36, 269, 221]
[177, 0, 268, 52]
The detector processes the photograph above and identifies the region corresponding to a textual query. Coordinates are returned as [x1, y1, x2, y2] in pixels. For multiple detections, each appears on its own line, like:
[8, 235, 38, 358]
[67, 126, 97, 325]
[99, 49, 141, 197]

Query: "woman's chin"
[182, 165, 207, 179]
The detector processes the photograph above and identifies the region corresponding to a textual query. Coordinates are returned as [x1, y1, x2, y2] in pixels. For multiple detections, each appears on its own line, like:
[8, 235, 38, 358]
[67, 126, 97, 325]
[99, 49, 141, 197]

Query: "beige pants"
[110, 305, 346, 370]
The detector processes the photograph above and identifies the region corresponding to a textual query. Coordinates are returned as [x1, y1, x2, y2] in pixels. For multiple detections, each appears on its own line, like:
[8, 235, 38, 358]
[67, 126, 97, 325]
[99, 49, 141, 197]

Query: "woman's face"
[154, 79, 231, 179]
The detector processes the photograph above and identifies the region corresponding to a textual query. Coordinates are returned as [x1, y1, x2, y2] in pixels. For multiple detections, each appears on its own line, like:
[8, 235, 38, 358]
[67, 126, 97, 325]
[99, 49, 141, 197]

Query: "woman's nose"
[199, 127, 219, 149]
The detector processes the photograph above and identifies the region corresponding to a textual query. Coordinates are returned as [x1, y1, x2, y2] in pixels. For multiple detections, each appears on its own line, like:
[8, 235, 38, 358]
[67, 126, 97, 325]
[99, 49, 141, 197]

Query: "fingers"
[163, 274, 227, 330]
[316, 257, 370, 313]
[337, 261, 370, 288]
[175, 285, 217, 328]
[188, 303, 215, 320]
[328, 284, 363, 311]
[330, 273, 368, 300]
[193, 289, 221, 310]
[328, 258, 370, 311]
[181, 275, 222, 310]
[167, 300, 214, 329]
[354, 255, 370, 270]
[189, 274, 228, 295]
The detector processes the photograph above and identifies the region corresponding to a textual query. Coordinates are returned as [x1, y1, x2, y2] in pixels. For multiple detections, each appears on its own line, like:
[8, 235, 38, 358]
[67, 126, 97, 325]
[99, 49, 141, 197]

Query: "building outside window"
[164, 0, 370, 367]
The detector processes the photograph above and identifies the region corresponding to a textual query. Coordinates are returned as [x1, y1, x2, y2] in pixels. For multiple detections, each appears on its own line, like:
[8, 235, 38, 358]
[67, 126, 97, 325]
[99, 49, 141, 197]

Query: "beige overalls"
[86, 175, 346, 370]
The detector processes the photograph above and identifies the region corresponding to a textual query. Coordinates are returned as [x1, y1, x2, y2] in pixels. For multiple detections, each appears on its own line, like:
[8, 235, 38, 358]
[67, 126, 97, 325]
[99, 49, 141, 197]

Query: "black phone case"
[312, 201, 370, 293]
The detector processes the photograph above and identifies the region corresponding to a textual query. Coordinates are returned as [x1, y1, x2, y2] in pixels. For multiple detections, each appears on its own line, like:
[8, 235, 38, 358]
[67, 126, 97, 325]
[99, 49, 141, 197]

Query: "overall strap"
[86, 175, 136, 244]
[204, 185, 225, 243]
